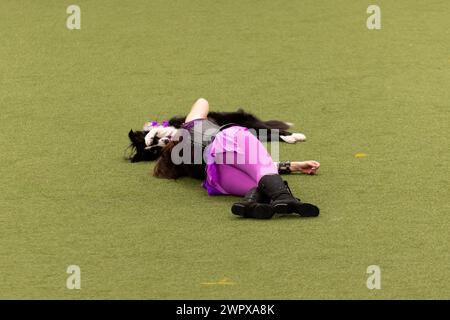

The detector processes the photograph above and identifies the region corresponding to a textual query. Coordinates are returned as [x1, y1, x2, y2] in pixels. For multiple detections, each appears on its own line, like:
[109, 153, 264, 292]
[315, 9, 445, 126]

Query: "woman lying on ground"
[150, 98, 320, 219]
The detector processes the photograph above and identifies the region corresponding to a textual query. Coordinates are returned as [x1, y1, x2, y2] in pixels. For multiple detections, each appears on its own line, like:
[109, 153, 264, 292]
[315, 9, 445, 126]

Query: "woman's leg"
[208, 126, 320, 218]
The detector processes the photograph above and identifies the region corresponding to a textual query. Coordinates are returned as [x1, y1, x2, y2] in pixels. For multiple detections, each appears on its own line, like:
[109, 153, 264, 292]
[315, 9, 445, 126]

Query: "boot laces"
[284, 181, 301, 202]
[284, 181, 293, 195]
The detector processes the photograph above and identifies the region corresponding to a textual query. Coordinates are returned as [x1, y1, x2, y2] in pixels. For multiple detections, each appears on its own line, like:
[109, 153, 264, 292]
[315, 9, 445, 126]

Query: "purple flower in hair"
[161, 120, 169, 127]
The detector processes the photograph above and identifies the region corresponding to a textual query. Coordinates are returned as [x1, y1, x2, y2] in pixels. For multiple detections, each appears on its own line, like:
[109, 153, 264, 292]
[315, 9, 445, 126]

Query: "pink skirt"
[203, 126, 278, 196]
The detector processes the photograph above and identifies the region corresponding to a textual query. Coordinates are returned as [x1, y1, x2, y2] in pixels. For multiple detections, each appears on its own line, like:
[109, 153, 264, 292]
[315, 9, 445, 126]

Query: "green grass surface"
[1, 0, 449, 299]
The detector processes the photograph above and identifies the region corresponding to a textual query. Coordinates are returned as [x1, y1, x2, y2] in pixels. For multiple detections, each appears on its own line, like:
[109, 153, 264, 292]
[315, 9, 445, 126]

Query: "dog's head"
[127, 129, 164, 162]
[127, 116, 185, 163]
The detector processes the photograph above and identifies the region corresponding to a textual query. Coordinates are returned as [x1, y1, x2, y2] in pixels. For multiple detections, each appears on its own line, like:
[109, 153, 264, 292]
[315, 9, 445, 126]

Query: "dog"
[127, 109, 306, 163]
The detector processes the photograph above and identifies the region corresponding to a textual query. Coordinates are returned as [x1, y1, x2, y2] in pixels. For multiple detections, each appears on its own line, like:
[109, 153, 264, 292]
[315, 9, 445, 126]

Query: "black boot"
[231, 187, 274, 219]
[258, 174, 320, 217]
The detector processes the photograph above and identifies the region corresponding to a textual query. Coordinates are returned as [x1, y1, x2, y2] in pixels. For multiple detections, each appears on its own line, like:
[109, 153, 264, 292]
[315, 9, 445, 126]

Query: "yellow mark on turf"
[201, 278, 235, 286]
[354, 153, 368, 158]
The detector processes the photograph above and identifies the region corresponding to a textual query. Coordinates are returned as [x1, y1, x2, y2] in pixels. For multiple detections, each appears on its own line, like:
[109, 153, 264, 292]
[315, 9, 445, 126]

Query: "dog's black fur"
[127, 109, 293, 163]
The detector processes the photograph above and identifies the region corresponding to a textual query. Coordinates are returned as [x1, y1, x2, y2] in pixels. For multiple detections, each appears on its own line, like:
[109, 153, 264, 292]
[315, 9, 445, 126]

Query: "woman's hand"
[291, 161, 320, 175]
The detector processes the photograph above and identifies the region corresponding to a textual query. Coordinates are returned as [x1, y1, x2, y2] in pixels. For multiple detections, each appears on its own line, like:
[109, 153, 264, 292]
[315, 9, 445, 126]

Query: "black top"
[179, 119, 221, 180]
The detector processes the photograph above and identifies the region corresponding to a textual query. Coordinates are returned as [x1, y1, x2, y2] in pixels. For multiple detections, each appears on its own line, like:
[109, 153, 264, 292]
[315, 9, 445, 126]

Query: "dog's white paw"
[280, 133, 306, 144]
[280, 135, 297, 143]
[292, 132, 306, 142]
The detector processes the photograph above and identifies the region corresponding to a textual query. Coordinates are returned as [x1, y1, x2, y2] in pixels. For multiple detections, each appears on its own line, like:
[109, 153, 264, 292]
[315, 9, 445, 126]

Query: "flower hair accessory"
[143, 120, 170, 131]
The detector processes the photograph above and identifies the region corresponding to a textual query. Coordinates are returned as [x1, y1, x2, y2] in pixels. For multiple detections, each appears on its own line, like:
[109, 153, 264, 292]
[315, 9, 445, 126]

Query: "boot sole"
[231, 203, 274, 219]
[273, 203, 320, 217]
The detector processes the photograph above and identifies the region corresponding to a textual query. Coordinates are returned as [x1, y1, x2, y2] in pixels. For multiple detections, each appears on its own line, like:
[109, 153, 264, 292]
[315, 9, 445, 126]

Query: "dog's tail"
[264, 120, 293, 130]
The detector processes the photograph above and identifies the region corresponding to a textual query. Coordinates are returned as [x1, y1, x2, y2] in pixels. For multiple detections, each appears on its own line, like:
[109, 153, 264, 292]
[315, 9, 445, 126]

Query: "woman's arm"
[185, 98, 209, 123]
[275, 160, 320, 175]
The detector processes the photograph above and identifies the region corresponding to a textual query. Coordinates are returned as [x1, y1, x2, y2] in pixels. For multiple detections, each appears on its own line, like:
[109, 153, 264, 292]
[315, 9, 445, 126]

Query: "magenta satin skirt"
[203, 126, 278, 196]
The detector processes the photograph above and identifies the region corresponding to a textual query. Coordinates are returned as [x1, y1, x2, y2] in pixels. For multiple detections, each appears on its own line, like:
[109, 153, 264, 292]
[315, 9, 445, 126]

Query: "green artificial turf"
[0, 0, 449, 299]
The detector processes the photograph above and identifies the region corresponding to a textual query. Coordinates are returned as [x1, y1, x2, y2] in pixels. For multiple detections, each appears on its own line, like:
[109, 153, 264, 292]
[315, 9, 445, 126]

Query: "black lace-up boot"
[258, 174, 319, 217]
[231, 187, 274, 219]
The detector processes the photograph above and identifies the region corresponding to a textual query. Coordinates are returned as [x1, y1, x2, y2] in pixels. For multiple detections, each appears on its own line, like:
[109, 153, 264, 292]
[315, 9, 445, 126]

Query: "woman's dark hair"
[153, 140, 207, 180]
[153, 141, 185, 179]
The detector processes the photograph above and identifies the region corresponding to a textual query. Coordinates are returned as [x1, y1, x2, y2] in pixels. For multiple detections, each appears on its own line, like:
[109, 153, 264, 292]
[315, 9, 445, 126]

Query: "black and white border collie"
[127, 109, 306, 163]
